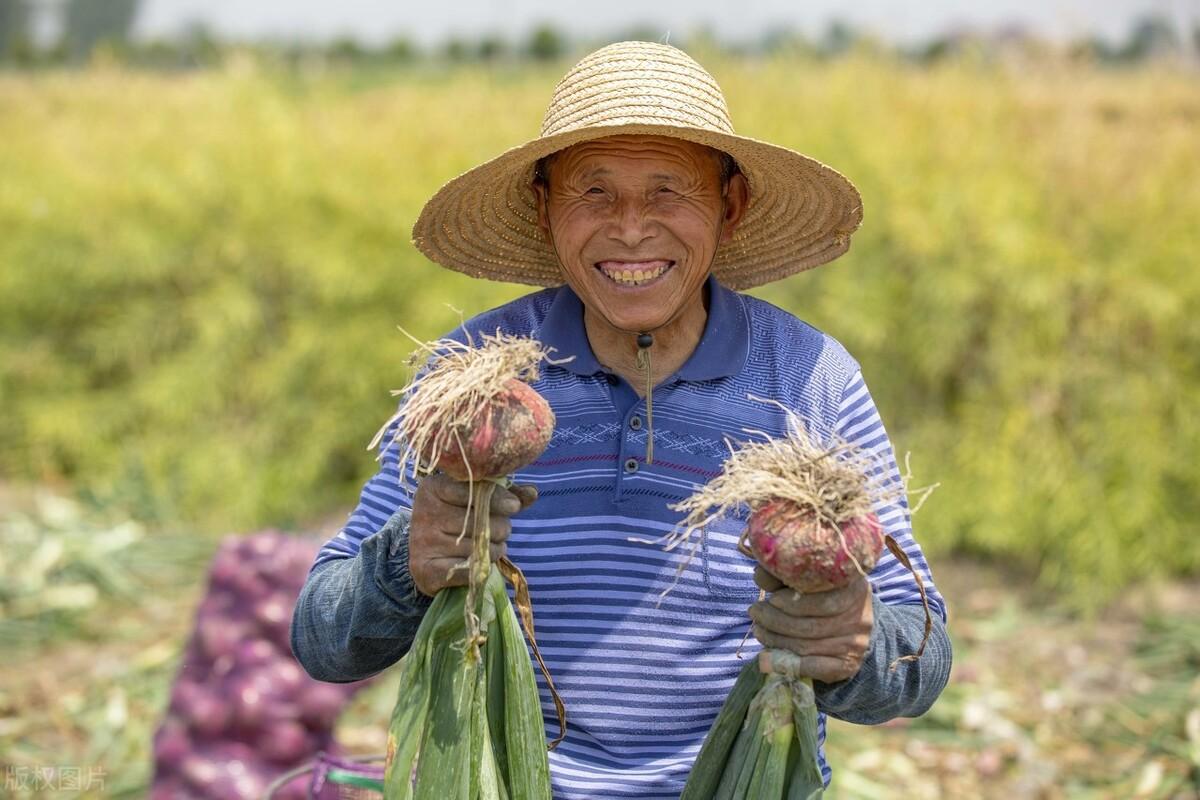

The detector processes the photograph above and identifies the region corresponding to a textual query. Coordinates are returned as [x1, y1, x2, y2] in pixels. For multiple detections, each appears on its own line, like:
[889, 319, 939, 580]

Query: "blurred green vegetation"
[0, 55, 1197, 607]
[3, 492, 1196, 798]
[0, 491, 216, 797]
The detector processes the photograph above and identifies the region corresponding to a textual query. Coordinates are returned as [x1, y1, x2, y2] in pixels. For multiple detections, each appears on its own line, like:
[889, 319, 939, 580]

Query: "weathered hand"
[408, 473, 538, 597]
[749, 564, 874, 684]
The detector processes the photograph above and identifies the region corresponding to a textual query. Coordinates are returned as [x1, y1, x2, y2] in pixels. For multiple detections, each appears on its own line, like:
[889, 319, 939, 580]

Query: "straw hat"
[412, 40, 863, 290]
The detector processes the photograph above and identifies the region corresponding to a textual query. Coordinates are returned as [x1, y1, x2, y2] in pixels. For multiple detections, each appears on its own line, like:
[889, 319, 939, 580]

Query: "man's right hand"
[408, 473, 538, 597]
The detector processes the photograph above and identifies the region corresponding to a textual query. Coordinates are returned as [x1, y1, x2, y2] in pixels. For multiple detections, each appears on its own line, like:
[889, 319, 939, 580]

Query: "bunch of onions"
[151, 532, 375, 800]
[666, 404, 933, 800]
[370, 331, 563, 800]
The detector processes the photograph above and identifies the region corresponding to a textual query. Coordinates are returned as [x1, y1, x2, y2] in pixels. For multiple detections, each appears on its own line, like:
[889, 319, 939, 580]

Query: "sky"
[126, 0, 1198, 46]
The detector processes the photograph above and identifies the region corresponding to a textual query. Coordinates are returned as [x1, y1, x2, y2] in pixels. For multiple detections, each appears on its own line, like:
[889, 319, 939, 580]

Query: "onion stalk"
[373, 331, 566, 799]
[670, 399, 935, 799]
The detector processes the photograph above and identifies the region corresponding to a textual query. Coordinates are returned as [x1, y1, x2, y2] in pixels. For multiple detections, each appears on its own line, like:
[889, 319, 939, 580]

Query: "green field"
[3, 54, 1197, 605]
[2, 489, 1198, 798]
[2, 51, 1200, 798]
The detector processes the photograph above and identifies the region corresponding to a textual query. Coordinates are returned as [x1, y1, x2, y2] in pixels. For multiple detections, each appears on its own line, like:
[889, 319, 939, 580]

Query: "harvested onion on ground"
[370, 331, 564, 800]
[667, 404, 933, 800]
[151, 532, 373, 800]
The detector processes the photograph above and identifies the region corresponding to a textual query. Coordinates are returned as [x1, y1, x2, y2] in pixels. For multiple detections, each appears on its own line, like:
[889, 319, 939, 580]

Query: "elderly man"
[291, 41, 951, 798]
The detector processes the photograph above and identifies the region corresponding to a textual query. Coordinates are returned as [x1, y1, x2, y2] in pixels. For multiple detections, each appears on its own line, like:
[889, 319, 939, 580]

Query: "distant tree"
[63, 0, 140, 62]
[178, 20, 221, 67]
[759, 27, 817, 58]
[442, 36, 469, 62]
[383, 36, 416, 62]
[0, 0, 30, 60]
[131, 37, 184, 69]
[1067, 36, 1118, 64]
[913, 35, 956, 64]
[328, 35, 365, 62]
[614, 24, 663, 45]
[1117, 14, 1179, 61]
[477, 34, 507, 61]
[526, 23, 565, 61]
[0, 0, 25, 43]
[818, 19, 857, 58]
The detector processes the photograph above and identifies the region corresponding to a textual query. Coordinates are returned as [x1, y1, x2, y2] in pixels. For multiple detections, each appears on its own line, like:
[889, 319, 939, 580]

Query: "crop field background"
[1, 50, 1199, 798]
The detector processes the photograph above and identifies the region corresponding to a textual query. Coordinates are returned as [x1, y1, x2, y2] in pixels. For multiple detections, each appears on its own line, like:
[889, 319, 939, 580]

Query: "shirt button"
[623, 458, 639, 474]
[629, 416, 642, 430]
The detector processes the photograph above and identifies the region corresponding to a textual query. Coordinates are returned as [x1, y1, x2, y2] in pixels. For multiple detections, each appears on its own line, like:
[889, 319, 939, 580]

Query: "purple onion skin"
[168, 678, 198, 715]
[258, 548, 313, 586]
[210, 654, 236, 680]
[172, 653, 211, 690]
[252, 659, 306, 696]
[175, 743, 268, 799]
[207, 772, 266, 800]
[154, 531, 380, 799]
[209, 546, 243, 589]
[229, 677, 271, 732]
[266, 620, 294, 652]
[240, 532, 281, 560]
[148, 777, 192, 800]
[197, 615, 245, 662]
[432, 378, 555, 480]
[299, 682, 350, 729]
[171, 680, 231, 739]
[153, 719, 191, 770]
[215, 741, 259, 768]
[272, 781, 311, 800]
[230, 662, 306, 730]
[747, 502, 884, 593]
[180, 753, 221, 791]
[232, 570, 272, 603]
[253, 592, 291, 627]
[253, 594, 293, 649]
[257, 720, 315, 764]
[236, 638, 277, 669]
[208, 745, 269, 799]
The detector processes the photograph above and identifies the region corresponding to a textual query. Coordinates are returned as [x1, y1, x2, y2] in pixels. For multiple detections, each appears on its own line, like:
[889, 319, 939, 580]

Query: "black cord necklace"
[635, 332, 654, 464]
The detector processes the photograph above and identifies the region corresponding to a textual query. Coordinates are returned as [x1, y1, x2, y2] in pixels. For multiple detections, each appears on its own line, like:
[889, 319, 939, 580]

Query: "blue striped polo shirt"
[314, 274, 946, 798]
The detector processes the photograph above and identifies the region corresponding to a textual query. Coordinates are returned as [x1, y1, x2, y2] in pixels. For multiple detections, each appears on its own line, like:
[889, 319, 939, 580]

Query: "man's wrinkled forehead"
[538, 134, 729, 183]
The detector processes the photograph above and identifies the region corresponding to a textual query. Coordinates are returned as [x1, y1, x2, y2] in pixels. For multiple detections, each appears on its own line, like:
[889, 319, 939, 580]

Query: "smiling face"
[533, 135, 748, 335]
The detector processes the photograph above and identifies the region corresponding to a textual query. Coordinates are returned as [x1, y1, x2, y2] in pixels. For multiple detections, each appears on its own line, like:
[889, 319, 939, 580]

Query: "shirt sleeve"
[834, 370, 947, 620]
[810, 369, 952, 722]
[290, 408, 432, 682]
[289, 509, 433, 682]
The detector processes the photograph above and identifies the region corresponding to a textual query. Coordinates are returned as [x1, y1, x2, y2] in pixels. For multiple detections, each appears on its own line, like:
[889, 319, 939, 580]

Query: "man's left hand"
[748, 565, 874, 684]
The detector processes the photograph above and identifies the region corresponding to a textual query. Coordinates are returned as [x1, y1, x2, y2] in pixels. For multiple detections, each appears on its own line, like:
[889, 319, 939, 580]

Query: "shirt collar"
[537, 273, 750, 382]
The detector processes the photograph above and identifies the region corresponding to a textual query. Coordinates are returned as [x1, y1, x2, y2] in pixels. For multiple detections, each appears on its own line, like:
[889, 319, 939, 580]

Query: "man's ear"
[532, 178, 551, 242]
[720, 171, 750, 243]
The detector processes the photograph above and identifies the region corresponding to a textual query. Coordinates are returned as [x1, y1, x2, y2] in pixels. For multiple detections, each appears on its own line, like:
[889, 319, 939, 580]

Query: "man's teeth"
[601, 263, 669, 286]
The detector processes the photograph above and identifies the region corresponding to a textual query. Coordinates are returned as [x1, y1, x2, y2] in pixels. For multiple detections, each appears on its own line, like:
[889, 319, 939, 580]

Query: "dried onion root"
[375, 329, 567, 799]
[675, 398, 937, 800]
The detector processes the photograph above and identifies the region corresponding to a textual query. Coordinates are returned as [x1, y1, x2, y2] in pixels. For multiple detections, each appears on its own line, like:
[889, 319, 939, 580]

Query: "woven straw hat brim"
[413, 123, 863, 291]
[412, 42, 864, 290]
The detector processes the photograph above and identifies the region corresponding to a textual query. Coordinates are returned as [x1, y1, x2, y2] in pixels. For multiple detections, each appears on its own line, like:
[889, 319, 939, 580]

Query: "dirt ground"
[1, 488, 1197, 798]
[326, 557, 1200, 799]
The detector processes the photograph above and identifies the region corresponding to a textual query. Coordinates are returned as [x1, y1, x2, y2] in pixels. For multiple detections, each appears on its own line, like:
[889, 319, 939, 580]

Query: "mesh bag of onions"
[151, 532, 376, 800]
[369, 331, 564, 800]
[666, 404, 934, 800]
